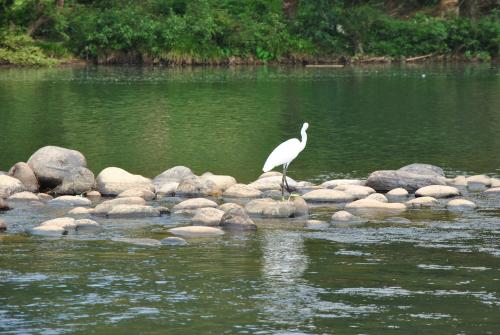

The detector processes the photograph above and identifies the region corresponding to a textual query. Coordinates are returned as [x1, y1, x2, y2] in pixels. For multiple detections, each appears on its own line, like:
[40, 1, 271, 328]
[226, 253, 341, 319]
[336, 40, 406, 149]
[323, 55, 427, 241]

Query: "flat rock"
[331, 210, 367, 224]
[446, 199, 477, 212]
[345, 199, 406, 215]
[67, 207, 93, 217]
[302, 189, 355, 203]
[415, 185, 460, 198]
[191, 207, 225, 226]
[220, 207, 256, 230]
[8, 162, 38, 192]
[405, 196, 439, 208]
[93, 197, 146, 215]
[484, 187, 500, 195]
[334, 184, 375, 199]
[365, 193, 388, 203]
[7, 191, 39, 202]
[248, 176, 297, 191]
[0, 175, 26, 198]
[31, 217, 77, 236]
[37, 193, 53, 201]
[366, 164, 446, 192]
[168, 226, 225, 237]
[223, 184, 262, 198]
[48, 195, 91, 207]
[111, 237, 161, 246]
[398, 163, 444, 176]
[160, 237, 189, 246]
[117, 188, 156, 201]
[107, 205, 160, 218]
[173, 198, 218, 210]
[321, 179, 364, 188]
[153, 166, 196, 186]
[96, 167, 154, 196]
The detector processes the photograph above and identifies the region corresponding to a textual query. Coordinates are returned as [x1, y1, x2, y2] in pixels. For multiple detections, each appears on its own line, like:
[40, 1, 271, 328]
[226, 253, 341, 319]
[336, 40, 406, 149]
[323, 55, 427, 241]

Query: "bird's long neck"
[300, 127, 307, 151]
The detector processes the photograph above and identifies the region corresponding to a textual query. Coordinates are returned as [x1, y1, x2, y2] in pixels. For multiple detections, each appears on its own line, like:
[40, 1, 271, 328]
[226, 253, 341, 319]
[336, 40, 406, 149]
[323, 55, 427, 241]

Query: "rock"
[107, 205, 160, 218]
[321, 179, 364, 189]
[156, 182, 179, 197]
[160, 237, 189, 246]
[446, 199, 477, 212]
[345, 199, 406, 215]
[27, 146, 94, 194]
[467, 175, 491, 192]
[7, 191, 39, 202]
[258, 171, 283, 179]
[306, 220, 329, 229]
[223, 184, 262, 198]
[8, 162, 38, 192]
[302, 189, 355, 203]
[173, 198, 218, 211]
[405, 196, 439, 208]
[484, 187, 500, 196]
[200, 174, 236, 191]
[111, 237, 161, 247]
[262, 201, 295, 218]
[52, 167, 95, 195]
[0, 219, 6, 232]
[156, 206, 171, 215]
[220, 207, 256, 230]
[415, 185, 460, 198]
[384, 217, 412, 224]
[176, 177, 221, 197]
[0, 198, 10, 211]
[191, 207, 225, 226]
[67, 207, 93, 217]
[331, 210, 367, 224]
[117, 188, 156, 201]
[74, 218, 101, 230]
[248, 176, 297, 191]
[168, 226, 225, 237]
[48, 195, 92, 207]
[219, 202, 244, 213]
[447, 175, 467, 187]
[96, 167, 154, 196]
[93, 197, 146, 215]
[386, 188, 409, 202]
[85, 190, 101, 201]
[334, 184, 375, 199]
[244, 198, 275, 215]
[365, 193, 388, 203]
[292, 196, 309, 217]
[0, 175, 26, 198]
[153, 166, 196, 186]
[37, 193, 53, 201]
[490, 178, 500, 188]
[366, 164, 446, 192]
[31, 217, 77, 236]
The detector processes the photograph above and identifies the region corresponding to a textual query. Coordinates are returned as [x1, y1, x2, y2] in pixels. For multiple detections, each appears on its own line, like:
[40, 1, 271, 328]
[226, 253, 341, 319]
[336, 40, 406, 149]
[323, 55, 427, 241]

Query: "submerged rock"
[111, 237, 161, 247]
[405, 196, 439, 208]
[37, 193, 53, 201]
[306, 220, 329, 229]
[220, 207, 256, 230]
[96, 167, 154, 196]
[168, 226, 225, 237]
[191, 207, 225, 226]
[48, 195, 92, 207]
[446, 199, 477, 212]
[291, 196, 309, 217]
[302, 189, 354, 203]
[173, 198, 218, 211]
[0, 175, 26, 198]
[415, 185, 460, 198]
[331, 210, 367, 225]
[223, 184, 262, 198]
[160, 237, 189, 246]
[85, 190, 101, 201]
[386, 188, 409, 202]
[8, 162, 38, 192]
[107, 205, 160, 218]
[74, 218, 101, 231]
[93, 197, 146, 215]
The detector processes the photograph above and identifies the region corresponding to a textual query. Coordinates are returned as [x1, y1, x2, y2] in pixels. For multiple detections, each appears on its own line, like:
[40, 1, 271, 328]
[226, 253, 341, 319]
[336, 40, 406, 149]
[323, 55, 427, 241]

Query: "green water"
[0, 65, 500, 334]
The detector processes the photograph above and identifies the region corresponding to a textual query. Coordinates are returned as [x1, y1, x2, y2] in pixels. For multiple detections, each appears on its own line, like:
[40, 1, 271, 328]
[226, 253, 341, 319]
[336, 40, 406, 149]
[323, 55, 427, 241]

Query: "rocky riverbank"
[1, 145, 499, 246]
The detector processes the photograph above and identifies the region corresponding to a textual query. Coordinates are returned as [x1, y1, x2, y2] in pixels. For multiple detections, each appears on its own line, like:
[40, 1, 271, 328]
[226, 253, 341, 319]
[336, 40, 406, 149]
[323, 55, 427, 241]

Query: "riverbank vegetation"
[0, 0, 498, 66]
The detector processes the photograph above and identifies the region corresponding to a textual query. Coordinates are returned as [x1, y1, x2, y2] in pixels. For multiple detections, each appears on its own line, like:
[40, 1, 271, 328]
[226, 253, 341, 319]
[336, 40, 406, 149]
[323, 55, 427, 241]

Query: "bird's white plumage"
[262, 123, 309, 172]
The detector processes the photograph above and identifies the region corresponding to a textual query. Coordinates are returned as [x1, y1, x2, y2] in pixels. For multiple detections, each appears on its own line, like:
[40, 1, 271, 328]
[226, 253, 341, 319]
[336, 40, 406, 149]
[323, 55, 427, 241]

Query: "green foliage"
[0, 32, 58, 65]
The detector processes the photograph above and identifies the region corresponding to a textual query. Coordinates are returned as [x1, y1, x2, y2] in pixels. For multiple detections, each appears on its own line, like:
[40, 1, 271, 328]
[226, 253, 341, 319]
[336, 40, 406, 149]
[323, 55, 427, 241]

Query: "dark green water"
[0, 65, 500, 334]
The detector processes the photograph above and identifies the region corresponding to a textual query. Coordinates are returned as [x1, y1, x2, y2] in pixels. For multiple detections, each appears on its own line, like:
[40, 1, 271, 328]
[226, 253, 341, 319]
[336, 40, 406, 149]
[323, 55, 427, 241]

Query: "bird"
[262, 122, 309, 197]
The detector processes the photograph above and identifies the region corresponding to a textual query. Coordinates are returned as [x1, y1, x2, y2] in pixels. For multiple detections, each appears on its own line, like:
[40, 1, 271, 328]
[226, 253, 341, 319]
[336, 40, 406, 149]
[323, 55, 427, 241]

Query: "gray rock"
[156, 206, 171, 215]
[220, 207, 256, 230]
[223, 184, 262, 198]
[107, 205, 161, 218]
[415, 185, 460, 198]
[405, 197, 439, 208]
[8, 162, 38, 192]
[191, 207, 225, 226]
[366, 164, 447, 192]
[302, 189, 355, 203]
[398, 163, 444, 176]
[48, 195, 92, 207]
[37, 193, 53, 201]
[117, 188, 156, 201]
[156, 182, 179, 197]
[491, 178, 500, 188]
[200, 174, 236, 192]
[7, 191, 39, 202]
[27, 146, 94, 194]
[176, 177, 221, 197]
[262, 201, 295, 218]
[153, 166, 195, 186]
[168, 226, 225, 237]
[386, 187, 409, 202]
[93, 197, 146, 215]
[160, 237, 189, 246]
[447, 175, 467, 187]
[258, 171, 282, 179]
[173, 198, 218, 211]
[244, 198, 275, 215]
[0, 175, 26, 198]
[446, 199, 477, 212]
[111, 237, 161, 246]
[331, 210, 367, 225]
[96, 167, 154, 196]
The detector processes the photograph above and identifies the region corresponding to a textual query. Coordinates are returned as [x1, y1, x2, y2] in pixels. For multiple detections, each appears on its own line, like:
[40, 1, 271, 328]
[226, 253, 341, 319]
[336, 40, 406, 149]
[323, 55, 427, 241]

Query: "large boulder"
[191, 207, 225, 226]
[93, 197, 146, 215]
[366, 163, 446, 192]
[107, 205, 160, 218]
[27, 146, 94, 194]
[220, 207, 256, 230]
[168, 226, 225, 237]
[302, 189, 354, 203]
[223, 184, 262, 198]
[8, 162, 38, 192]
[415, 185, 460, 198]
[153, 166, 196, 186]
[96, 167, 154, 195]
[0, 175, 26, 198]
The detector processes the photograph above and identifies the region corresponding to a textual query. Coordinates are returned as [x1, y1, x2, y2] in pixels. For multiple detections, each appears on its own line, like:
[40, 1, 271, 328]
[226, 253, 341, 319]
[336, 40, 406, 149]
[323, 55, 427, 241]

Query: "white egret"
[262, 122, 309, 196]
